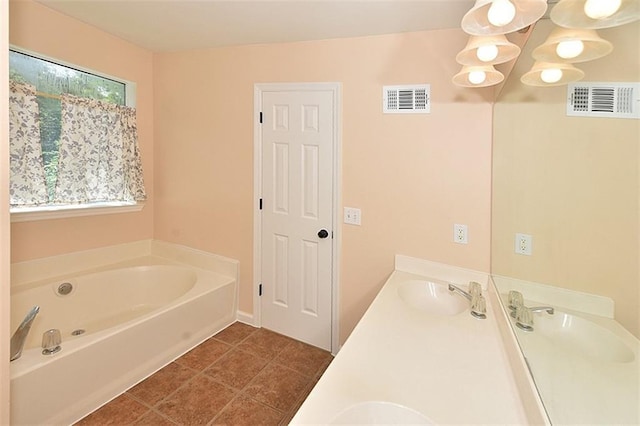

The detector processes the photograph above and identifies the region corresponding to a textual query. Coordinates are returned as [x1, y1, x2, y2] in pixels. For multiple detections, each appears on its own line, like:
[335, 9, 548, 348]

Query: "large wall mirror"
[492, 16, 639, 425]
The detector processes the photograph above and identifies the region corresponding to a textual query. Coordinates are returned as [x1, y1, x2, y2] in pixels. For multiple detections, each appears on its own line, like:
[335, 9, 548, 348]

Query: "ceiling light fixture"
[456, 34, 521, 66]
[461, 0, 548, 35]
[477, 44, 500, 61]
[532, 27, 613, 62]
[488, 0, 517, 26]
[453, 65, 505, 87]
[550, 0, 639, 29]
[521, 61, 585, 86]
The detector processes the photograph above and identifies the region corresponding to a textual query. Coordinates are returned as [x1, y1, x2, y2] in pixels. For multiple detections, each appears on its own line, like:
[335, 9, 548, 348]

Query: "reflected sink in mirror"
[532, 311, 635, 363]
[397, 280, 467, 315]
[330, 401, 433, 424]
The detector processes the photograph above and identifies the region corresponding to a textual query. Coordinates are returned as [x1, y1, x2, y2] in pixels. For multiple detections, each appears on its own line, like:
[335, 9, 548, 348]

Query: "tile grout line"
[148, 332, 258, 425]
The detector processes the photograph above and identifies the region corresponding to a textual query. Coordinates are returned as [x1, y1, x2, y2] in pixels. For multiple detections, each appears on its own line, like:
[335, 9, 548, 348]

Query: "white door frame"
[253, 82, 341, 355]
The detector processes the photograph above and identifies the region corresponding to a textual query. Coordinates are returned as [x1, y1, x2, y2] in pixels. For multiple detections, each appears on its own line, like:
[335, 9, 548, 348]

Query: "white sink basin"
[397, 280, 467, 315]
[330, 401, 433, 424]
[534, 311, 635, 363]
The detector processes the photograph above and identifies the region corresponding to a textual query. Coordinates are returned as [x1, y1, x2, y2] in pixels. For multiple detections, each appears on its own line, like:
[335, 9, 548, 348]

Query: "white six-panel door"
[259, 87, 335, 351]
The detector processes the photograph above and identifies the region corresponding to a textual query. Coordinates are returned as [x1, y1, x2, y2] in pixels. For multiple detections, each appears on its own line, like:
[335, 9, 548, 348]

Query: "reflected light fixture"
[584, 0, 621, 19]
[532, 27, 613, 62]
[456, 34, 521, 65]
[551, 0, 640, 29]
[556, 39, 584, 58]
[521, 61, 585, 86]
[453, 65, 505, 87]
[462, 0, 548, 35]
[540, 67, 563, 83]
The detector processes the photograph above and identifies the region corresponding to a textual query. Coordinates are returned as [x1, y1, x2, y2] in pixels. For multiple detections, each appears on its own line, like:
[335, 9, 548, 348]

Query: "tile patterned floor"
[75, 323, 333, 426]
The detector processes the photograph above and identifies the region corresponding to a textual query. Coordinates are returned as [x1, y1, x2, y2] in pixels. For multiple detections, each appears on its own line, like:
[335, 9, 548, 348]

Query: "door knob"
[317, 229, 329, 239]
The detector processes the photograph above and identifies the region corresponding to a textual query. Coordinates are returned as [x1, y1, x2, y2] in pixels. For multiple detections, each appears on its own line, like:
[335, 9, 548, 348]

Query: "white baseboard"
[236, 310, 257, 327]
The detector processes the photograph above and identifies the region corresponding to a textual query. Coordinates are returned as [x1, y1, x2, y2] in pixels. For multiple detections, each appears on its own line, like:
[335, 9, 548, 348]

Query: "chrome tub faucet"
[10, 305, 40, 361]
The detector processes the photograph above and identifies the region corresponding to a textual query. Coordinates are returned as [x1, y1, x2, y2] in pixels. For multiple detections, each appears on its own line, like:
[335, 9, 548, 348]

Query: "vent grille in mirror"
[567, 82, 639, 119]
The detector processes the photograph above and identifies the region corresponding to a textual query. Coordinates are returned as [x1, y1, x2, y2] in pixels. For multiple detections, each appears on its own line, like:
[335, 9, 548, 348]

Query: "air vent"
[383, 84, 431, 114]
[567, 82, 640, 119]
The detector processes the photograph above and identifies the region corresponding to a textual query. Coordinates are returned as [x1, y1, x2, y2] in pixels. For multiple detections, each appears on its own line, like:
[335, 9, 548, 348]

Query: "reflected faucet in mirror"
[508, 291, 554, 332]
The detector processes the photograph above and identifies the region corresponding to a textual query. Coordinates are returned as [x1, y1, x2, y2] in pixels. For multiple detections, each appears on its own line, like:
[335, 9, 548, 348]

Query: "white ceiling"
[35, 0, 476, 52]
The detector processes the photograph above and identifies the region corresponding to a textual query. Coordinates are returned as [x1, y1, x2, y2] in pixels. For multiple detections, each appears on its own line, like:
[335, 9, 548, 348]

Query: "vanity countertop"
[291, 256, 533, 424]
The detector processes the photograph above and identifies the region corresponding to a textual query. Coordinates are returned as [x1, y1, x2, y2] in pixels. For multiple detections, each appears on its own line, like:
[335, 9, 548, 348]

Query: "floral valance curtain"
[54, 94, 146, 204]
[8, 81, 49, 206]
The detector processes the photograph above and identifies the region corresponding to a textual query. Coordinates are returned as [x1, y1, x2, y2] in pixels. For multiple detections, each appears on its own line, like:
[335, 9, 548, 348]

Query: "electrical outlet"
[454, 224, 468, 244]
[344, 207, 361, 225]
[515, 233, 532, 255]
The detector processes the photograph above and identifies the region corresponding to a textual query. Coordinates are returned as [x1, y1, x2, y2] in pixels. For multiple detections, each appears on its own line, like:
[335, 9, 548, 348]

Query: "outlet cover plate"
[344, 207, 361, 225]
[454, 224, 468, 244]
[515, 233, 532, 255]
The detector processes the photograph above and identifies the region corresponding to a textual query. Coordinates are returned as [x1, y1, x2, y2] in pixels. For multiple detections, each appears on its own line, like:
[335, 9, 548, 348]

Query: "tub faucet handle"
[42, 329, 62, 355]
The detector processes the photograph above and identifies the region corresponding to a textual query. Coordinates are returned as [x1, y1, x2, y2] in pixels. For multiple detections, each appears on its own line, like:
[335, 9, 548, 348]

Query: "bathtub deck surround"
[9, 240, 239, 425]
[292, 255, 539, 424]
[75, 323, 332, 425]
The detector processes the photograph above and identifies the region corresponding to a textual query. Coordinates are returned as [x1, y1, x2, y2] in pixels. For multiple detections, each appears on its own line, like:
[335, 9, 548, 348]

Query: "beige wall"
[8, 0, 155, 262]
[153, 30, 494, 342]
[493, 20, 640, 337]
[1, 0, 10, 421]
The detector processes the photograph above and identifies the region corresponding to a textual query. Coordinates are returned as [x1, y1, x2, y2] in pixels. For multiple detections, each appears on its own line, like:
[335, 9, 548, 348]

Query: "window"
[8, 49, 145, 221]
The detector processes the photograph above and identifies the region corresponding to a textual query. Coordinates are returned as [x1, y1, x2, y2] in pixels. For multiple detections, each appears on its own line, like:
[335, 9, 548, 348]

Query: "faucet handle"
[42, 329, 62, 355]
[508, 290, 524, 312]
[515, 306, 534, 332]
[470, 294, 487, 319]
[468, 281, 482, 298]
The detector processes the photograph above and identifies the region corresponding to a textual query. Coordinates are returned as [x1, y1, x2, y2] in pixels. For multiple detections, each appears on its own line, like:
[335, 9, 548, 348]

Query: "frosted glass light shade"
[462, 0, 548, 35]
[521, 61, 585, 86]
[456, 34, 522, 65]
[453, 65, 505, 87]
[532, 27, 613, 63]
[551, 0, 640, 29]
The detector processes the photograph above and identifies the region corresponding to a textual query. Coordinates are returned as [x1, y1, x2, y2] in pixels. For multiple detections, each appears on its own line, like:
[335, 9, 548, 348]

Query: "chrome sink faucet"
[529, 306, 555, 315]
[10, 305, 40, 362]
[448, 282, 486, 319]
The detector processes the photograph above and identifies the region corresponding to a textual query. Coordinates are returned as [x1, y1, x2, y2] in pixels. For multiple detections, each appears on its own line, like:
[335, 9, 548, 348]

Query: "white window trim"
[10, 202, 145, 222]
[9, 45, 136, 107]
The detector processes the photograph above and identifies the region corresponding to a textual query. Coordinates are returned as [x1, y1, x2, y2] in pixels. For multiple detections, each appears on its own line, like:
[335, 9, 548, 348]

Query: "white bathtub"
[10, 254, 237, 425]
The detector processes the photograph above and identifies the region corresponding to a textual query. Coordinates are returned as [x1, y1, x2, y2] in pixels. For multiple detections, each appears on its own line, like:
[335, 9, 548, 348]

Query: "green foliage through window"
[9, 50, 126, 200]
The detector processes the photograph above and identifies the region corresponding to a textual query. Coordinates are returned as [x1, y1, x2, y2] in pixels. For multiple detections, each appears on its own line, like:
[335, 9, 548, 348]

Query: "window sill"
[10, 202, 145, 223]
